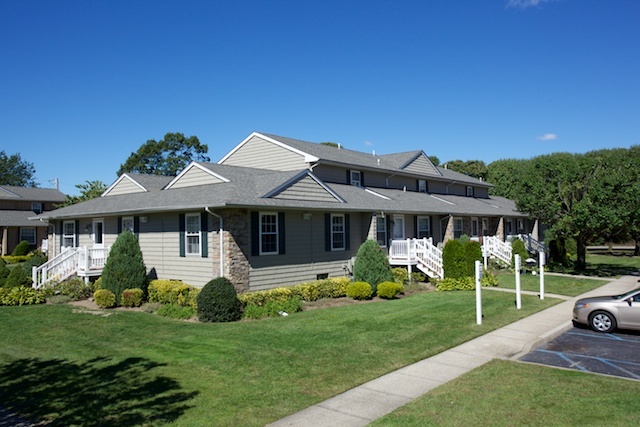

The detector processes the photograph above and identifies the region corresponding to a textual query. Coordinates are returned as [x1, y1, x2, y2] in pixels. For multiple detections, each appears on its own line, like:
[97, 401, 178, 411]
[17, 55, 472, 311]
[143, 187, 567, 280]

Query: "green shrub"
[0, 286, 45, 306]
[377, 281, 404, 299]
[157, 304, 196, 320]
[0, 259, 9, 287]
[101, 230, 147, 305]
[512, 239, 529, 267]
[443, 239, 466, 279]
[197, 277, 242, 323]
[353, 240, 393, 294]
[410, 271, 426, 283]
[435, 276, 475, 291]
[43, 278, 92, 301]
[464, 241, 483, 277]
[12, 240, 31, 256]
[392, 267, 409, 285]
[94, 289, 116, 308]
[242, 298, 303, 320]
[121, 288, 144, 308]
[346, 281, 373, 300]
[292, 283, 320, 301]
[22, 252, 47, 274]
[481, 271, 499, 287]
[0, 255, 29, 264]
[328, 277, 350, 297]
[148, 279, 198, 307]
[459, 234, 470, 244]
[4, 265, 32, 288]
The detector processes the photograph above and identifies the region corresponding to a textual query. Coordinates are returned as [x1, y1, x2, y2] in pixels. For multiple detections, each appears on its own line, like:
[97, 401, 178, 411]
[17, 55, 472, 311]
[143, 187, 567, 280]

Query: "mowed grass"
[371, 359, 640, 426]
[0, 291, 559, 426]
[495, 272, 606, 296]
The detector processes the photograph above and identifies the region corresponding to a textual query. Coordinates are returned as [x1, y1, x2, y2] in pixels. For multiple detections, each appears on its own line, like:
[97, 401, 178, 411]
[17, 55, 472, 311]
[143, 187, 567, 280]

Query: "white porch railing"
[388, 238, 444, 279]
[482, 236, 512, 266]
[32, 246, 110, 289]
[518, 233, 546, 254]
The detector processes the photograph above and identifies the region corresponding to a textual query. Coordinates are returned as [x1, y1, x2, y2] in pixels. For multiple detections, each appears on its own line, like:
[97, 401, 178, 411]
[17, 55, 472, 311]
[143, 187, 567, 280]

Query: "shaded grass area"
[371, 359, 640, 426]
[0, 291, 559, 426]
[546, 253, 640, 278]
[495, 273, 605, 296]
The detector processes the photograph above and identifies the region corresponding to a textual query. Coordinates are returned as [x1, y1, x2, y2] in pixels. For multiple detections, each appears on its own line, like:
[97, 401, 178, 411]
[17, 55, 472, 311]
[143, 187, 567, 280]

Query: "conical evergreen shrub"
[101, 230, 147, 305]
[353, 239, 393, 294]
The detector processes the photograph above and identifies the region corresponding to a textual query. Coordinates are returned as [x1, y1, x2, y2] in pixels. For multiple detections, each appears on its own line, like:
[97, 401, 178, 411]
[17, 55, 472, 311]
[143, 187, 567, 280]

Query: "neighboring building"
[0, 185, 66, 256]
[35, 132, 537, 291]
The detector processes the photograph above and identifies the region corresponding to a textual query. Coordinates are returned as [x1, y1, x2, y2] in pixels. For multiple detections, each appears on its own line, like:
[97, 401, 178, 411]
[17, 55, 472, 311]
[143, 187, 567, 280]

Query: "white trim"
[102, 174, 148, 197]
[165, 162, 230, 190]
[185, 213, 202, 256]
[263, 170, 345, 203]
[92, 218, 105, 248]
[219, 132, 320, 165]
[364, 188, 391, 200]
[350, 170, 362, 187]
[430, 194, 456, 205]
[330, 213, 346, 251]
[62, 220, 76, 248]
[392, 214, 405, 240]
[259, 211, 279, 255]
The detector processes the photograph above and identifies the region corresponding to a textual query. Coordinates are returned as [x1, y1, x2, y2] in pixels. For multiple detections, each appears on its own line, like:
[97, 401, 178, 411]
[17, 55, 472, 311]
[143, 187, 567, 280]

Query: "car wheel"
[589, 311, 617, 333]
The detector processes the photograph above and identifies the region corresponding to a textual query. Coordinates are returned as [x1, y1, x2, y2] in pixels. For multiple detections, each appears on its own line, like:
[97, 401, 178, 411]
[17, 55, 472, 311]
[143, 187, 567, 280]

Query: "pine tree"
[101, 230, 147, 305]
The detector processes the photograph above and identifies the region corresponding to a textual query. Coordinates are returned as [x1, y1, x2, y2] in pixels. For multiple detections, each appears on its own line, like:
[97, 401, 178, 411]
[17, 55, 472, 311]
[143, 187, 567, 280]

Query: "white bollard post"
[475, 260, 482, 325]
[515, 254, 522, 309]
[539, 251, 545, 300]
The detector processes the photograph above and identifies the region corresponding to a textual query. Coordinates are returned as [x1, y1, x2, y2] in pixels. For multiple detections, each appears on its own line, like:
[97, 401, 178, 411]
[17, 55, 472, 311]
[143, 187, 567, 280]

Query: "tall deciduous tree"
[118, 132, 210, 176]
[487, 158, 530, 199]
[443, 159, 488, 181]
[57, 180, 108, 207]
[0, 151, 37, 187]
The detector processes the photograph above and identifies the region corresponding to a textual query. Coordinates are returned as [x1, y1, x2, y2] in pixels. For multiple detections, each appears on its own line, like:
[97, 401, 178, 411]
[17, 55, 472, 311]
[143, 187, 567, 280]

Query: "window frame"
[62, 220, 76, 248]
[418, 179, 427, 193]
[350, 170, 362, 187]
[259, 212, 279, 255]
[453, 217, 463, 239]
[466, 186, 474, 197]
[122, 216, 135, 233]
[20, 227, 36, 245]
[185, 213, 201, 256]
[417, 216, 431, 239]
[31, 202, 43, 214]
[376, 215, 387, 247]
[471, 217, 479, 237]
[331, 213, 346, 251]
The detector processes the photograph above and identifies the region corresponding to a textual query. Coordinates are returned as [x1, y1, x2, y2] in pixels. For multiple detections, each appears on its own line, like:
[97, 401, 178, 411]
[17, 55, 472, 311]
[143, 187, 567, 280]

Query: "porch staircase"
[389, 238, 444, 279]
[32, 246, 110, 289]
[518, 233, 547, 255]
[482, 236, 512, 266]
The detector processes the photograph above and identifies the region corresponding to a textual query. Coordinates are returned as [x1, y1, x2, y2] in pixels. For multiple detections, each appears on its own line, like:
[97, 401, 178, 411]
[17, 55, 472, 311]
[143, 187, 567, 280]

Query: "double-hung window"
[20, 228, 36, 245]
[331, 214, 345, 250]
[32, 203, 43, 214]
[260, 212, 278, 255]
[418, 180, 427, 193]
[376, 216, 387, 247]
[122, 216, 135, 233]
[350, 170, 362, 187]
[185, 213, 201, 256]
[417, 216, 430, 239]
[466, 186, 474, 197]
[63, 221, 76, 248]
[471, 217, 479, 237]
[453, 217, 463, 239]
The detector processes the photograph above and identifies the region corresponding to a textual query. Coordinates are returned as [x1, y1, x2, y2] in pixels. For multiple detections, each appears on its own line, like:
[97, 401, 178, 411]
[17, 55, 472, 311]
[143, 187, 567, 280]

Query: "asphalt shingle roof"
[0, 185, 66, 202]
[0, 210, 49, 227]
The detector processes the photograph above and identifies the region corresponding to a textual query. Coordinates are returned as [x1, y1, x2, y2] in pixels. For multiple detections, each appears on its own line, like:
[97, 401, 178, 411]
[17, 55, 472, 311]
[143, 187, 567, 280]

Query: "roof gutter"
[205, 207, 224, 278]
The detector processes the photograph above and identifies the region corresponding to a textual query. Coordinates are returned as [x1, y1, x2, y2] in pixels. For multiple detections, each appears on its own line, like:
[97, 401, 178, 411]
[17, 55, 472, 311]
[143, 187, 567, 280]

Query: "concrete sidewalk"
[267, 275, 640, 427]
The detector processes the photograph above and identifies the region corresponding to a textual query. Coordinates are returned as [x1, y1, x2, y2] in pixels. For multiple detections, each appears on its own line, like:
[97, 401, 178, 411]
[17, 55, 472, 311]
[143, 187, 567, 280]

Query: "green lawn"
[0, 291, 559, 426]
[584, 253, 640, 277]
[371, 359, 640, 426]
[495, 272, 606, 296]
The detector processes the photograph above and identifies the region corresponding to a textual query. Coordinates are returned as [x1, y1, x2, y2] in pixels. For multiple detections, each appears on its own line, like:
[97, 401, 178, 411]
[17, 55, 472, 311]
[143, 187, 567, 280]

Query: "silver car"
[573, 288, 640, 333]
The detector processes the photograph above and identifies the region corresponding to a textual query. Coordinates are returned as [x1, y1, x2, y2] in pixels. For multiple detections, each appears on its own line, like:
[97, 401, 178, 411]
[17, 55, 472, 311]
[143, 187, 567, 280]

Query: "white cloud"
[506, 0, 558, 9]
[363, 140, 373, 147]
[537, 133, 557, 141]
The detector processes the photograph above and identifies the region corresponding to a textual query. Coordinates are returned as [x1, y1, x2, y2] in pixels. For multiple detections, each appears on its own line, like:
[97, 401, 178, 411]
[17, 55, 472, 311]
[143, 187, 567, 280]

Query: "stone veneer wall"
[222, 209, 251, 293]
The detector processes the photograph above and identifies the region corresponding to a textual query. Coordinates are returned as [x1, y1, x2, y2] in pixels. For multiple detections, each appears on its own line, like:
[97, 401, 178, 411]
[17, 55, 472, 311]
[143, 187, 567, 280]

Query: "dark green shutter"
[346, 170, 351, 185]
[179, 214, 185, 257]
[74, 220, 79, 247]
[58, 222, 63, 249]
[201, 212, 208, 258]
[414, 216, 418, 238]
[386, 216, 392, 246]
[278, 212, 285, 255]
[117, 217, 122, 234]
[360, 172, 365, 187]
[345, 214, 350, 250]
[325, 213, 331, 251]
[251, 212, 259, 256]
[134, 216, 140, 239]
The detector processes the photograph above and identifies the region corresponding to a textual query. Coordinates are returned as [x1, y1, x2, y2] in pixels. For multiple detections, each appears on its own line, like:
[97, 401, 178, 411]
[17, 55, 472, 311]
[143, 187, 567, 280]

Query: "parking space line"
[566, 331, 626, 341]
[540, 350, 588, 372]
[598, 357, 640, 380]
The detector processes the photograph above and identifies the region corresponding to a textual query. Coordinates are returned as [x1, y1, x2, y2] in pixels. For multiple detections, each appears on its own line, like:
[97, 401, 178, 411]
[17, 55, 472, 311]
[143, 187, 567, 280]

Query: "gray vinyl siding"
[429, 180, 448, 194]
[105, 177, 145, 196]
[247, 211, 370, 291]
[312, 164, 349, 184]
[222, 135, 308, 171]
[474, 187, 489, 198]
[272, 176, 340, 202]
[170, 166, 224, 189]
[403, 154, 440, 176]
[386, 175, 418, 191]
[138, 213, 214, 287]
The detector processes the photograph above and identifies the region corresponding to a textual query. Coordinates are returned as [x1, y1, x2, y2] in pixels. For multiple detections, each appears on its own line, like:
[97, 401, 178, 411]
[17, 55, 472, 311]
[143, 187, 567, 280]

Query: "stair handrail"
[483, 236, 512, 266]
[32, 247, 80, 289]
[414, 238, 444, 279]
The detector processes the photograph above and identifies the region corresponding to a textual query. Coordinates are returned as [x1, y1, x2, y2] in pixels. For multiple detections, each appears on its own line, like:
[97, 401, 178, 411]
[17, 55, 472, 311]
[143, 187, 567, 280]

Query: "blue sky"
[2, 0, 638, 195]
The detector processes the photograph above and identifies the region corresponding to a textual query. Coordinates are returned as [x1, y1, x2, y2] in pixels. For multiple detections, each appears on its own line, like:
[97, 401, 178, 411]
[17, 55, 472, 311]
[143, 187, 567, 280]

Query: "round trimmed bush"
[197, 277, 242, 323]
[377, 281, 404, 299]
[12, 240, 30, 256]
[346, 281, 373, 300]
[120, 288, 144, 308]
[5, 265, 32, 288]
[94, 289, 116, 308]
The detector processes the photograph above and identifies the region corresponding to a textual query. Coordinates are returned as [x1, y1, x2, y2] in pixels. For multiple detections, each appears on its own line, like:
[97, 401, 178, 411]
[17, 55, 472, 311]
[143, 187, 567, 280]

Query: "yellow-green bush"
[238, 276, 353, 307]
[392, 267, 409, 285]
[328, 277, 350, 297]
[148, 279, 199, 307]
[0, 286, 45, 306]
[292, 283, 320, 301]
[377, 281, 404, 299]
[346, 281, 373, 300]
[121, 288, 144, 308]
[94, 289, 116, 308]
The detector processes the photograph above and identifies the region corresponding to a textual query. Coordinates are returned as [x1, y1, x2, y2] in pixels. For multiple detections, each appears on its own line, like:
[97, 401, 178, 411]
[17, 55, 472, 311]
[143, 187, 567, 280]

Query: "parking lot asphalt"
[520, 326, 640, 380]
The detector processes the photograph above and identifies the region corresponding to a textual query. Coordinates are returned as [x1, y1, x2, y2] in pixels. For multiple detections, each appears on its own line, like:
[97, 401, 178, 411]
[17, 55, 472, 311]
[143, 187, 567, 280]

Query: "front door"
[93, 219, 104, 249]
[393, 215, 405, 240]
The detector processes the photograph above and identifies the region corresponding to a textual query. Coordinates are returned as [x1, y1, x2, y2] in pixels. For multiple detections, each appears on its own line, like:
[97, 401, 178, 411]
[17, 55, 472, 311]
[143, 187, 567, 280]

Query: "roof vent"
[377, 158, 380, 166]
[372, 150, 376, 156]
[338, 143, 341, 149]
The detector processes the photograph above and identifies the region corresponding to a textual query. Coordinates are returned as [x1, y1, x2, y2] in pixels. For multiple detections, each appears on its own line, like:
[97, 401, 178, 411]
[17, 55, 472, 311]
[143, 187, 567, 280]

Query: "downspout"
[445, 180, 457, 194]
[205, 207, 224, 277]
